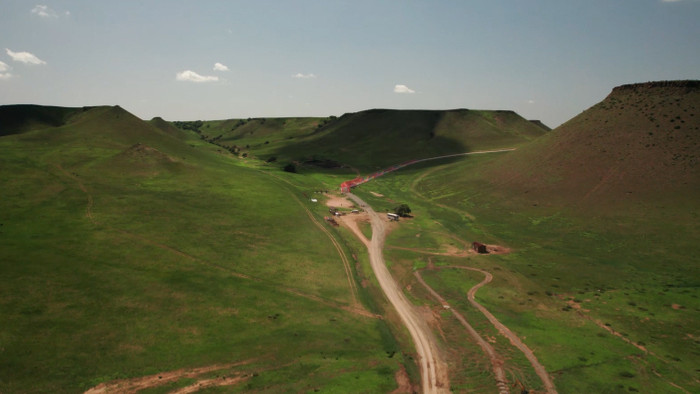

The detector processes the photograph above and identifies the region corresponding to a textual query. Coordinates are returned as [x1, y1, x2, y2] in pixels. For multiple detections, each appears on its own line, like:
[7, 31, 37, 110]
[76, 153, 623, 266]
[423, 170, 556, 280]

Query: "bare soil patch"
[325, 194, 355, 209]
[84, 360, 256, 394]
[171, 375, 249, 394]
[391, 363, 416, 394]
[486, 244, 511, 254]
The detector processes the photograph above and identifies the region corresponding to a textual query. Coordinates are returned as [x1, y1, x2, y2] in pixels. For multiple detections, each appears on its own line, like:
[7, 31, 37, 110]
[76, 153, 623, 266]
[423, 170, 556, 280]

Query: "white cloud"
[0, 61, 12, 79]
[31, 5, 65, 18]
[213, 62, 229, 72]
[292, 73, 316, 79]
[31, 5, 55, 17]
[394, 84, 415, 94]
[175, 70, 219, 83]
[6, 48, 46, 65]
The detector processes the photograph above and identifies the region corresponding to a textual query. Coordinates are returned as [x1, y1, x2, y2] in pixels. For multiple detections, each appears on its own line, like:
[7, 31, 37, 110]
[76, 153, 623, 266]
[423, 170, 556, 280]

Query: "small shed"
[472, 242, 488, 254]
[387, 213, 399, 221]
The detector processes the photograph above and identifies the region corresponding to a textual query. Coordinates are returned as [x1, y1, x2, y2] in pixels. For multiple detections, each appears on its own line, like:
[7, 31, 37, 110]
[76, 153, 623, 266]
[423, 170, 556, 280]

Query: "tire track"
[414, 269, 509, 394]
[423, 266, 557, 394]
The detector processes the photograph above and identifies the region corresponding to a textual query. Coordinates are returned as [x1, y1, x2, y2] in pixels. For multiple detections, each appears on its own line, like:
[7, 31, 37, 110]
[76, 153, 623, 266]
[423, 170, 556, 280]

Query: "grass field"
[0, 106, 407, 392]
[2, 88, 697, 393]
[347, 151, 699, 393]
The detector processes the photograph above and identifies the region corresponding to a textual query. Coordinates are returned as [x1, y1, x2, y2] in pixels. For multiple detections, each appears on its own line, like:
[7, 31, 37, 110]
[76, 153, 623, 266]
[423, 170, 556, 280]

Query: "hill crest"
[190, 108, 549, 170]
[488, 80, 700, 208]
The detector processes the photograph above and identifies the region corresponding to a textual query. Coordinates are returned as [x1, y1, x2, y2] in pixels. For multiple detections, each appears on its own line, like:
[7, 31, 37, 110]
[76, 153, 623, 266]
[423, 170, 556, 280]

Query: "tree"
[283, 163, 297, 173]
[394, 204, 411, 217]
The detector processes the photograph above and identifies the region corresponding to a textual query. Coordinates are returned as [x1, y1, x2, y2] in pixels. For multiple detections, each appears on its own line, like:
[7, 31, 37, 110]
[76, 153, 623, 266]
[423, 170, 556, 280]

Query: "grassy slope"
[5, 82, 696, 393]
[0, 106, 402, 392]
[413, 156, 699, 392]
[188, 109, 548, 172]
[342, 82, 699, 392]
[348, 152, 698, 392]
[488, 80, 700, 208]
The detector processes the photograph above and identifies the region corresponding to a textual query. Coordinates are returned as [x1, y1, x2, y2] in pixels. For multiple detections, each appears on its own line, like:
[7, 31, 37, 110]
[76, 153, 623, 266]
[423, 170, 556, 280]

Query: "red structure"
[472, 242, 488, 254]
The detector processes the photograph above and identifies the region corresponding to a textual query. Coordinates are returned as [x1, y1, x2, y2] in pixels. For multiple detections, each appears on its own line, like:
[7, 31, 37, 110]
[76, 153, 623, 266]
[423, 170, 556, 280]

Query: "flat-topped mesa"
[485, 79, 700, 209]
[610, 80, 700, 95]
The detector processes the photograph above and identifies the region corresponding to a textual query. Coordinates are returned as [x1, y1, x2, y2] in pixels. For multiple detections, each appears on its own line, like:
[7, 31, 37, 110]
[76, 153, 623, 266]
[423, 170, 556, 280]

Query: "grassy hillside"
[0, 105, 405, 392]
[179, 109, 548, 172]
[4, 81, 696, 392]
[487, 80, 700, 209]
[341, 81, 699, 392]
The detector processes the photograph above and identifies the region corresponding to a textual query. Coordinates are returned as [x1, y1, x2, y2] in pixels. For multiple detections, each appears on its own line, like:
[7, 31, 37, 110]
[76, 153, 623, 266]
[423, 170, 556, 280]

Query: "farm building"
[387, 213, 399, 221]
[472, 242, 488, 254]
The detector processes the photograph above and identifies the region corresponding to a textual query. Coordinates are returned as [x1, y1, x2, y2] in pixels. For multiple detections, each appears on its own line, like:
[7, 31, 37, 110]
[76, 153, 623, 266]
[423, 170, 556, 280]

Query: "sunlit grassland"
[0, 113, 405, 392]
[347, 153, 699, 392]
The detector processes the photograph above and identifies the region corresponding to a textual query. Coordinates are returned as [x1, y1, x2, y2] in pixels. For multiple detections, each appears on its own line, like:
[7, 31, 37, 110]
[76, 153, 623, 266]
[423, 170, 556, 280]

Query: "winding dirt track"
[416, 267, 557, 394]
[448, 268, 556, 393]
[347, 193, 449, 394]
[414, 269, 509, 394]
[450, 266, 557, 393]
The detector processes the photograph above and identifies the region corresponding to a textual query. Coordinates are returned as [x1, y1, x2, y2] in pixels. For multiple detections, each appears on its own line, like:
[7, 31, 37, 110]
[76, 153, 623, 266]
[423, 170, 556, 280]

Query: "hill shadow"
[268, 109, 474, 173]
[0, 105, 87, 136]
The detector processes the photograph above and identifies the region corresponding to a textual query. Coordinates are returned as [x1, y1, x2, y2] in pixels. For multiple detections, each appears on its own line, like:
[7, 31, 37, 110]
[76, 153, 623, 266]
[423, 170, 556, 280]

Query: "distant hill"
[487, 80, 700, 208]
[184, 109, 548, 171]
[148, 116, 191, 140]
[528, 120, 551, 131]
[0, 104, 86, 136]
[0, 104, 215, 179]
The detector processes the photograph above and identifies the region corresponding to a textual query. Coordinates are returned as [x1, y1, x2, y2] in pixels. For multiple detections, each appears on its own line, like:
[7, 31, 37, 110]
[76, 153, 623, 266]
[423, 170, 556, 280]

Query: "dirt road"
[452, 266, 557, 394]
[347, 193, 449, 393]
[414, 269, 510, 394]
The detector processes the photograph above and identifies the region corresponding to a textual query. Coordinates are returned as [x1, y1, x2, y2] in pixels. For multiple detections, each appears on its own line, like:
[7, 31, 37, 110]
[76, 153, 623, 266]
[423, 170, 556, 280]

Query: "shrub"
[394, 204, 412, 217]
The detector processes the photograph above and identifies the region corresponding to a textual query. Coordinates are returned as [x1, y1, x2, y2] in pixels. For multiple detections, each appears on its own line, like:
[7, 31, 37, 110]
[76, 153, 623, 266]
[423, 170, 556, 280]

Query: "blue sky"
[1, 1, 698, 127]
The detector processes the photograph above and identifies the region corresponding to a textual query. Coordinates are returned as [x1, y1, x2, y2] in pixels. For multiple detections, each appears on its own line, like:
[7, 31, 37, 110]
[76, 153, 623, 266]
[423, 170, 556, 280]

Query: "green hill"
[487, 80, 700, 209]
[0, 105, 404, 393]
[4, 83, 697, 392]
[178, 109, 548, 172]
[383, 81, 700, 392]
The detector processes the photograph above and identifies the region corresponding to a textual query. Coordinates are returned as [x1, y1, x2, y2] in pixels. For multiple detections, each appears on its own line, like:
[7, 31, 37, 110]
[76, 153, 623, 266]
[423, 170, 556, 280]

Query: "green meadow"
[1, 89, 697, 393]
[349, 151, 699, 393]
[0, 106, 404, 392]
